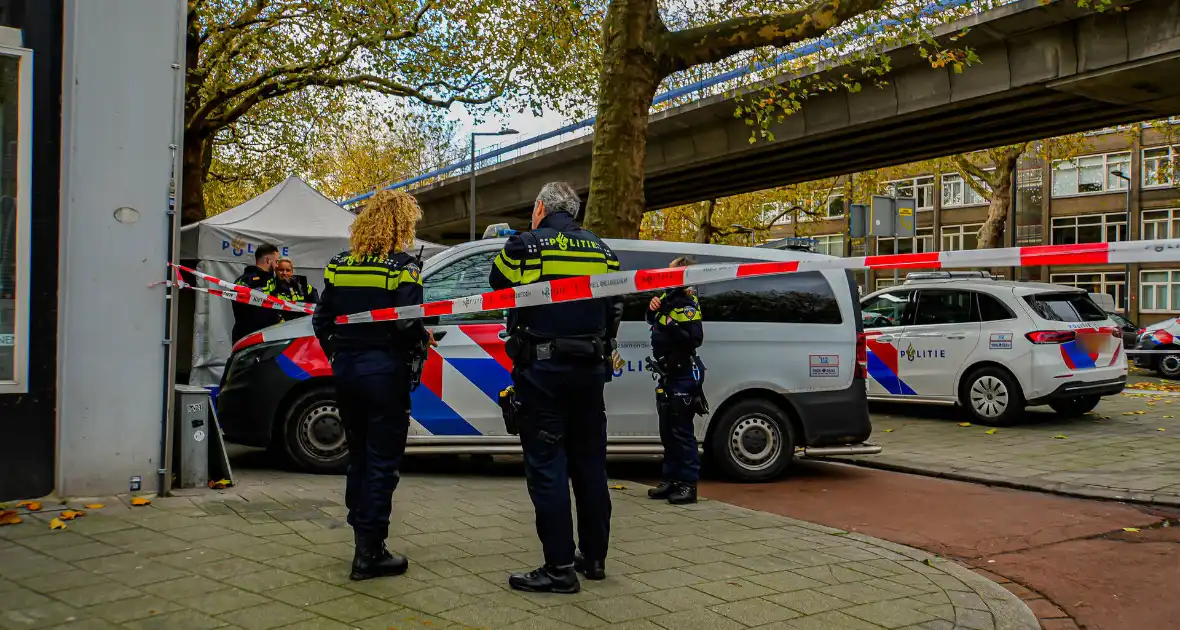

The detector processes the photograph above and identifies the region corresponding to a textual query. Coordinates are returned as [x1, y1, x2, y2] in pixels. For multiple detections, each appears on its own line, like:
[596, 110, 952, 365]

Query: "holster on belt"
[498, 385, 521, 435]
[506, 330, 606, 365]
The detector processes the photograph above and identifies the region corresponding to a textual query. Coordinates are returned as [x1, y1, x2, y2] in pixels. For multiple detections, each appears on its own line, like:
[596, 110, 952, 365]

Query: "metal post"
[1125, 184, 1132, 313]
[890, 185, 899, 286]
[469, 133, 476, 242]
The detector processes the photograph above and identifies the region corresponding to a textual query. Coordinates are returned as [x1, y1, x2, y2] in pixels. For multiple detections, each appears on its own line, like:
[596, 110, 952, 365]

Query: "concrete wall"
[55, 0, 185, 497]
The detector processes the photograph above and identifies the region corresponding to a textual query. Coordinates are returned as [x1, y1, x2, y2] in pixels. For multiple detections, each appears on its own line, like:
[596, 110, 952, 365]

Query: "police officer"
[231, 243, 281, 342]
[489, 181, 622, 594]
[274, 257, 319, 321]
[312, 189, 433, 581]
[645, 256, 705, 505]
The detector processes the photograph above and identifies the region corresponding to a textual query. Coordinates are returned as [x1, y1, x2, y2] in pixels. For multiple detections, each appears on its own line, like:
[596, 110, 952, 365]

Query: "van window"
[612, 248, 841, 324]
[1024, 292, 1107, 323]
[423, 251, 504, 323]
[862, 290, 912, 328]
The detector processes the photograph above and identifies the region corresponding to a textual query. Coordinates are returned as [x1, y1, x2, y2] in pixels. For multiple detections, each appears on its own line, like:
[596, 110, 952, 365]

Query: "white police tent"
[180, 176, 444, 386]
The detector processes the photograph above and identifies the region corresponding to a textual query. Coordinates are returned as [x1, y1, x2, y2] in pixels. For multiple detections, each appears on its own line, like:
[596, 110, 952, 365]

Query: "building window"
[1051, 152, 1131, 196]
[825, 194, 845, 218]
[877, 227, 934, 255]
[875, 277, 900, 290]
[1141, 270, 1180, 313]
[0, 47, 30, 393]
[1050, 213, 1127, 245]
[941, 224, 983, 251]
[1141, 208, 1180, 241]
[882, 176, 935, 210]
[758, 202, 792, 226]
[1049, 272, 1126, 313]
[813, 233, 844, 257]
[1143, 145, 1177, 188]
[941, 173, 990, 208]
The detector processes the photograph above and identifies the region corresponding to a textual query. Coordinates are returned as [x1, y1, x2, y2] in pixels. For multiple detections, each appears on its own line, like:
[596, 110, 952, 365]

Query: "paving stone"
[394, 585, 478, 615]
[429, 574, 502, 595]
[82, 594, 184, 623]
[352, 610, 452, 630]
[440, 603, 533, 627]
[153, 548, 234, 567]
[269, 618, 354, 630]
[681, 561, 758, 580]
[55, 620, 123, 630]
[792, 564, 874, 585]
[844, 599, 937, 627]
[947, 590, 989, 611]
[579, 575, 654, 598]
[104, 563, 192, 588]
[216, 601, 314, 630]
[308, 594, 402, 623]
[140, 575, 230, 600]
[223, 567, 309, 593]
[50, 581, 142, 607]
[120, 609, 227, 630]
[179, 587, 272, 615]
[711, 598, 801, 626]
[503, 617, 583, 630]
[650, 608, 746, 630]
[344, 575, 431, 599]
[636, 586, 726, 612]
[765, 588, 854, 615]
[748, 570, 826, 593]
[538, 603, 611, 628]
[690, 578, 776, 602]
[631, 568, 707, 589]
[954, 608, 996, 630]
[782, 610, 885, 630]
[823, 581, 905, 605]
[266, 581, 351, 607]
[579, 594, 667, 624]
[18, 569, 110, 593]
[621, 553, 692, 571]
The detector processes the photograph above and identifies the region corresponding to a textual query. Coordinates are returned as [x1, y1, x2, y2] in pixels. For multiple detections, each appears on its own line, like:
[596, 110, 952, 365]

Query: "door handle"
[945, 334, 966, 340]
[910, 332, 945, 338]
[497, 330, 509, 340]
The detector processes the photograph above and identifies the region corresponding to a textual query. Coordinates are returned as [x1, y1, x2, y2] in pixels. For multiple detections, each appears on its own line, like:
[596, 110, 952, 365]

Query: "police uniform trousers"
[332, 349, 411, 545]
[514, 363, 612, 567]
[657, 361, 701, 485]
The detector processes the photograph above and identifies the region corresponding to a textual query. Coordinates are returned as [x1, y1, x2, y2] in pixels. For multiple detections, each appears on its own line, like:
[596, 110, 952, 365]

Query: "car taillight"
[1026, 330, 1076, 344]
[855, 332, 868, 379]
[232, 332, 265, 353]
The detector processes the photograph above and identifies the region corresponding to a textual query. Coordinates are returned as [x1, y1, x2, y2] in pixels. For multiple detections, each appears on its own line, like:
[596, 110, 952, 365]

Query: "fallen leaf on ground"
[84, 503, 104, 510]
[0, 511, 22, 526]
[984, 429, 997, 435]
[1164, 416, 1174, 419]
[1135, 411, 1146, 415]
[1122, 412, 1136, 416]
[208, 479, 233, 490]
[130, 497, 151, 506]
[608, 485, 626, 490]
[17, 501, 41, 511]
[1053, 434, 1068, 439]
[1122, 527, 1140, 533]
[59, 510, 84, 521]
[49, 518, 66, 530]
[1159, 428, 1167, 432]
[883, 428, 894, 433]
[958, 422, 971, 427]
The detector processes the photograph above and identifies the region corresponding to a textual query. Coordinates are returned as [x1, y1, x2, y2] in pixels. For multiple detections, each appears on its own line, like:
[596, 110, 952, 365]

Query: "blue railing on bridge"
[339, 0, 974, 208]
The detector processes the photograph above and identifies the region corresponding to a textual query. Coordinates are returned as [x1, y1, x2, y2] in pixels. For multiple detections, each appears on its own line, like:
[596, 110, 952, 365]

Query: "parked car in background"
[1135, 317, 1180, 378]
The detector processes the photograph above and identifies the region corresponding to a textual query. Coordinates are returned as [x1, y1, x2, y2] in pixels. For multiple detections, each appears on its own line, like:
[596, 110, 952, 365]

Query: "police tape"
[333, 238, 1180, 325]
[165, 263, 315, 314]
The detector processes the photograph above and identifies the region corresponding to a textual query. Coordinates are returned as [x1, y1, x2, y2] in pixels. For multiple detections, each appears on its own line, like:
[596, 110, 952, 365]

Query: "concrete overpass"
[411, 0, 1180, 243]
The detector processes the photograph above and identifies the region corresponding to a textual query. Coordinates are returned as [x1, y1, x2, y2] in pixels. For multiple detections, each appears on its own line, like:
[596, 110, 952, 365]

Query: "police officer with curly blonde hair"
[312, 189, 433, 581]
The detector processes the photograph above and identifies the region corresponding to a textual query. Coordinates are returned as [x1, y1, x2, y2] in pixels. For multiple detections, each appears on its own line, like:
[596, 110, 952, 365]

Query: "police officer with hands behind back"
[645, 257, 705, 505]
[231, 243, 282, 342]
[312, 190, 435, 582]
[489, 181, 623, 594]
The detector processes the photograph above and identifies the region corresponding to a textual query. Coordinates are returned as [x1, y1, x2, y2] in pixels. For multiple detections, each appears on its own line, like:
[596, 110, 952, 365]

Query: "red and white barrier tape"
[334, 239, 1180, 325]
[167, 263, 315, 314]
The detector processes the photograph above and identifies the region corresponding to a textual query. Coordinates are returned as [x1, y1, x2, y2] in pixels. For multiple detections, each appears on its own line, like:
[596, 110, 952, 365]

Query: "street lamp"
[1111, 169, 1132, 313]
[470, 128, 519, 241]
[730, 224, 756, 247]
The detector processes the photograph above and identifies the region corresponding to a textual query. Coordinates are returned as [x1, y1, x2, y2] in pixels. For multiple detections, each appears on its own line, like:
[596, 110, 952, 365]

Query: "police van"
[216, 238, 881, 482]
[861, 272, 1127, 425]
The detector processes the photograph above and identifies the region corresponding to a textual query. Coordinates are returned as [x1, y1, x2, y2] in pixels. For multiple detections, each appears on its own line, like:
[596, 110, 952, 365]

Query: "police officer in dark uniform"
[312, 190, 432, 581]
[231, 243, 281, 342]
[275, 257, 319, 321]
[489, 181, 622, 594]
[645, 256, 705, 505]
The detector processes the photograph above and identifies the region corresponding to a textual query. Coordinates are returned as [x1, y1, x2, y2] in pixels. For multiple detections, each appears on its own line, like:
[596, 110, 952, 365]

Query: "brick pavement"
[836, 390, 1180, 506]
[0, 469, 1035, 630]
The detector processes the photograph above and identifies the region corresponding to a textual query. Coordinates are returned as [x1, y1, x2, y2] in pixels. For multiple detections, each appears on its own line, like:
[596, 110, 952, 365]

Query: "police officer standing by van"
[646, 257, 705, 505]
[489, 182, 623, 594]
[312, 190, 432, 582]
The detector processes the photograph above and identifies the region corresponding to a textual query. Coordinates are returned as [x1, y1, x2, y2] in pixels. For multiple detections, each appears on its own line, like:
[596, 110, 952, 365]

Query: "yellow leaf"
[84, 503, 104, 510]
[1164, 416, 1175, 419]
[1122, 412, 1136, 416]
[59, 510, 85, 521]
[1135, 411, 1145, 415]
[984, 429, 997, 435]
[1122, 527, 1140, 532]
[1159, 428, 1167, 432]
[18, 501, 42, 511]
[130, 497, 151, 507]
[0, 511, 22, 526]
[608, 485, 627, 490]
[883, 428, 894, 433]
[49, 518, 67, 530]
[1053, 434, 1068, 439]
[958, 422, 971, 427]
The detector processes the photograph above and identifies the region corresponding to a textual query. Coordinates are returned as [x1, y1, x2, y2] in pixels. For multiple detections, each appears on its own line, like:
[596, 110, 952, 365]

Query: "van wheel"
[1158, 352, 1180, 379]
[959, 366, 1024, 427]
[278, 387, 349, 474]
[709, 399, 795, 482]
[1048, 395, 1102, 418]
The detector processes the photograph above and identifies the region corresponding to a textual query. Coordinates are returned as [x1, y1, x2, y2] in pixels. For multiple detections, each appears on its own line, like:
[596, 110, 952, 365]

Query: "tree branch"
[662, 0, 889, 72]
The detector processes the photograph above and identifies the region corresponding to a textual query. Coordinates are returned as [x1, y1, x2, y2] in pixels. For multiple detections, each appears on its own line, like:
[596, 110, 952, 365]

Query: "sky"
[449, 105, 569, 153]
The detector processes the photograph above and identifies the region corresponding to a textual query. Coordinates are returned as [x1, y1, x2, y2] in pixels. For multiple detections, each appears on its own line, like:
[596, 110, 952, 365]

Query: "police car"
[861, 272, 1127, 425]
[1133, 316, 1180, 378]
[216, 238, 881, 482]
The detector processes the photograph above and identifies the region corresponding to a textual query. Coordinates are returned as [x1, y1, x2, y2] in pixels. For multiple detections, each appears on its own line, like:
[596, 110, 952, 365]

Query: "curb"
[824, 456, 1180, 509]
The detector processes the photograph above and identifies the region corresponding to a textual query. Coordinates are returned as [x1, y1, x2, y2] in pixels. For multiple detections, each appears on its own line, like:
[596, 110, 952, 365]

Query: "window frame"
[1142, 145, 1178, 189]
[1049, 212, 1128, 245]
[940, 223, 984, 251]
[877, 227, 934, 256]
[0, 45, 32, 395]
[940, 172, 990, 208]
[1141, 208, 1180, 242]
[882, 176, 935, 211]
[1048, 271, 1126, 313]
[1139, 269, 1180, 314]
[812, 233, 844, 257]
[1051, 151, 1132, 197]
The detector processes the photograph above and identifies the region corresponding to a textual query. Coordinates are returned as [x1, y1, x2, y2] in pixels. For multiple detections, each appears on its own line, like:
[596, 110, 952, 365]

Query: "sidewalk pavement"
[835, 392, 1180, 507]
[1, 469, 1035, 630]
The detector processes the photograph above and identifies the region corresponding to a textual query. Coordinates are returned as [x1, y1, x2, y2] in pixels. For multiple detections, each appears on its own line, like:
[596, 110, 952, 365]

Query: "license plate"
[1078, 333, 1104, 353]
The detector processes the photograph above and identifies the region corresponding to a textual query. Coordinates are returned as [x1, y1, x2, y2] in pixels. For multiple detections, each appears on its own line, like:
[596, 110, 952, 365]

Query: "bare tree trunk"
[582, 0, 664, 238]
[976, 156, 1017, 249]
[694, 199, 717, 243]
[181, 134, 208, 225]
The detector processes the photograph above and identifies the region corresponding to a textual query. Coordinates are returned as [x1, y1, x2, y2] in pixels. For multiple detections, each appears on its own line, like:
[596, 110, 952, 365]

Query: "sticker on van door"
[809, 354, 840, 377]
[989, 332, 1013, 350]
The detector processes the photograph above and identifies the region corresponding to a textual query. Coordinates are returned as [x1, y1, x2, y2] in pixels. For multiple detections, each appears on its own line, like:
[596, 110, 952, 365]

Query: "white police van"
[217, 238, 881, 482]
[861, 272, 1127, 425]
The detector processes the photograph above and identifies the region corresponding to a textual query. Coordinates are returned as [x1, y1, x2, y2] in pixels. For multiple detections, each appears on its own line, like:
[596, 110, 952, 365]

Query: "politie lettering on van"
[215, 237, 882, 482]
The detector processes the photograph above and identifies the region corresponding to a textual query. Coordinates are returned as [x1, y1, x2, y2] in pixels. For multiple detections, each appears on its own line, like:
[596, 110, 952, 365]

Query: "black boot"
[667, 482, 698, 505]
[648, 480, 674, 499]
[508, 565, 580, 593]
[574, 551, 606, 580]
[350, 540, 409, 581]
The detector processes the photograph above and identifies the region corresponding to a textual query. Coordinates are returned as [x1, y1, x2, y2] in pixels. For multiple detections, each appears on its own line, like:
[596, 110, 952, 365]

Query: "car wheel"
[1048, 395, 1102, 418]
[279, 387, 349, 474]
[959, 366, 1024, 427]
[1158, 352, 1180, 379]
[709, 398, 795, 482]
